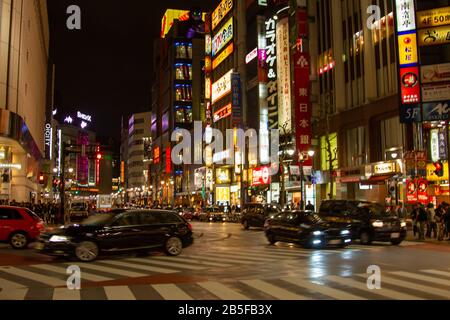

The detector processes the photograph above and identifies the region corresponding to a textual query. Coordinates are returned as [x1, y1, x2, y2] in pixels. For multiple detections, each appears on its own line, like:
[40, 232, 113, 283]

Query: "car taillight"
[36, 221, 45, 231]
[187, 223, 193, 231]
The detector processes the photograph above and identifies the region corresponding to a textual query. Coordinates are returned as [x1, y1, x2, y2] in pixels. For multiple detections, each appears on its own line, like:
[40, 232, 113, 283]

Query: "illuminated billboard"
[212, 17, 233, 57]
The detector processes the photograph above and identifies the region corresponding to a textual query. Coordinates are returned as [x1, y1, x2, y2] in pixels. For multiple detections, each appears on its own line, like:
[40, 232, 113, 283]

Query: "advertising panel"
[418, 25, 450, 46]
[406, 179, 417, 204]
[212, 17, 233, 57]
[231, 72, 242, 126]
[213, 104, 232, 122]
[400, 66, 421, 104]
[422, 101, 450, 121]
[276, 18, 291, 131]
[395, 0, 416, 32]
[417, 6, 450, 28]
[265, 15, 278, 129]
[422, 83, 450, 102]
[417, 178, 429, 204]
[212, 0, 233, 30]
[212, 42, 233, 70]
[421, 63, 450, 83]
[216, 186, 231, 202]
[398, 33, 419, 66]
[211, 69, 233, 104]
[251, 166, 271, 186]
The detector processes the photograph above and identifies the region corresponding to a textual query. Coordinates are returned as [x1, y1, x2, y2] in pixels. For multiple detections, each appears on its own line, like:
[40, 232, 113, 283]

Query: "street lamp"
[68, 168, 74, 173]
[299, 150, 315, 210]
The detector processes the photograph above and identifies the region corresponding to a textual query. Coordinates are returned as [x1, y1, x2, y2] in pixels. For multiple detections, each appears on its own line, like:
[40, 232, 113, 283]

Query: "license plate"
[391, 233, 400, 239]
[329, 239, 342, 245]
[35, 243, 44, 250]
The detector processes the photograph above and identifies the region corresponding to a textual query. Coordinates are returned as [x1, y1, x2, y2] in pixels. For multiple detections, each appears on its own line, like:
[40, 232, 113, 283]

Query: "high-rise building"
[0, 0, 50, 202]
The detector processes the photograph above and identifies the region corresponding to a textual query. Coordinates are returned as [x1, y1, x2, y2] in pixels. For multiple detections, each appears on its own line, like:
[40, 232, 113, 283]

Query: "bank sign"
[212, 17, 233, 57]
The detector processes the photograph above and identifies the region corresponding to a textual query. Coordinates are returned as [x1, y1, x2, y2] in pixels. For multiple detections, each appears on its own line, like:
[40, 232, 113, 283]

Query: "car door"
[138, 211, 171, 247]
[0, 209, 24, 240]
[103, 212, 142, 250]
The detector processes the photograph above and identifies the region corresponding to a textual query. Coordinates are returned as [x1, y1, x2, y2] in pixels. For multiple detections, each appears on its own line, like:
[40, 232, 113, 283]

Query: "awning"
[361, 174, 395, 185]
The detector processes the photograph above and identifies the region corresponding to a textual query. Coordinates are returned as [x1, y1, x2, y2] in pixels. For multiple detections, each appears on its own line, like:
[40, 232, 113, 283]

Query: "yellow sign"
[205, 56, 212, 72]
[212, 0, 233, 30]
[216, 186, 231, 202]
[205, 77, 211, 100]
[161, 9, 189, 38]
[418, 25, 450, 46]
[212, 43, 234, 70]
[373, 162, 396, 175]
[427, 163, 449, 181]
[417, 7, 450, 29]
[216, 168, 230, 184]
[398, 33, 418, 65]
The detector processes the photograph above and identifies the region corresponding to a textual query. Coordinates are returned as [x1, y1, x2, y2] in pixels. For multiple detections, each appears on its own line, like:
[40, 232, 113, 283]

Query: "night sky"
[47, 0, 218, 146]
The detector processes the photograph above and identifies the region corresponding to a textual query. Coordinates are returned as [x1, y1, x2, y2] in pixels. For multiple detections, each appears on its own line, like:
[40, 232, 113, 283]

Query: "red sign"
[252, 166, 271, 186]
[293, 50, 312, 166]
[400, 67, 421, 104]
[297, 9, 308, 37]
[165, 146, 171, 174]
[213, 103, 232, 123]
[406, 179, 418, 204]
[417, 178, 429, 204]
[154, 147, 160, 164]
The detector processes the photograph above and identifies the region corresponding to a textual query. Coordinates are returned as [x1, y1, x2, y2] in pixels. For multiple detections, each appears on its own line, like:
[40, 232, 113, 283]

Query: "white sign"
[64, 116, 73, 124]
[421, 63, 450, 83]
[422, 83, 450, 102]
[245, 47, 258, 64]
[265, 16, 277, 79]
[430, 129, 440, 162]
[44, 123, 52, 160]
[395, 0, 416, 32]
[211, 69, 233, 104]
[212, 17, 233, 57]
[276, 18, 292, 131]
[77, 111, 92, 122]
[213, 149, 231, 163]
[0, 163, 22, 170]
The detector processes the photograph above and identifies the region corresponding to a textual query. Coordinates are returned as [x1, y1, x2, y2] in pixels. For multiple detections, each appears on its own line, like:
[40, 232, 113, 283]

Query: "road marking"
[184, 254, 255, 265]
[203, 252, 279, 263]
[282, 277, 366, 300]
[355, 274, 450, 299]
[127, 258, 205, 270]
[197, 281, 250, 300]
[73, 263, 147, 278]
[218, 249, 310, 259]
[152, 284, 193, 300]
[0, 277, 27, 289]
[422, 270, 450, 278]
[0, 266, 66, 287]
[100, 260, 178, 273]
[325, 275, 423, 300]
[0, 288, 28, 300]
[240, 279, 310, 300]
[262, 247, 329, 256]
[389, 271, 450, 287]
[152, 256, 234, 268]
[31, 264, 114, 282]
[104, 286, 136, 300]
[52, 288, 81, 300]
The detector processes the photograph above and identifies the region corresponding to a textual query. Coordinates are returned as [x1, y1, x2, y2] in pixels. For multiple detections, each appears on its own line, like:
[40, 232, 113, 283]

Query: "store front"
[214, 167, 231, 205]
[247, 166, 271, 203]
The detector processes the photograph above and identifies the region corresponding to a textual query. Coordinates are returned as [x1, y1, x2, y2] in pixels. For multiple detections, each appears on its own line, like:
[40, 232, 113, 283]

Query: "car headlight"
[49, 235, 71, 242]
[400, 221, 407, 228]
[341, 230, 350, 235]
[313, 231, 323, 236]
[372, 221, 384, 228]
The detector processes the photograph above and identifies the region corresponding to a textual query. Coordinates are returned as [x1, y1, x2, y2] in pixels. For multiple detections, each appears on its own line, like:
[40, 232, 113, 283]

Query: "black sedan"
[36, 209, 194, 262]
[264, 211, 352, 248]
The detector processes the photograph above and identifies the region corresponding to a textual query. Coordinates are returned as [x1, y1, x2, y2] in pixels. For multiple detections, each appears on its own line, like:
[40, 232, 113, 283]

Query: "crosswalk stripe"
[152, 284, 193, 300]
[104, 286, 136, 300]
[127, 258, 205, 270]
[184, 254, 255, 265]
[201, 252, 278, 263]
[240, 279, 310, 300]
[421, 270, 450, 278]
[355, 274, 450, 299]
[0, 277, 27, 289]
[0, 288, 28, 300]
[72, 263, 147, 278]
[52, 288, 81, 300]
[99, 260, 178, 274]
[197, 281, 250, 300]
[389, 271, 450, 287]
[0, 266, 66, 287]
[325, 275, 423, 300]
[282, 277, 366, 300]
[216, 249, 310, 259]
[152, 256, 234, 268]
[31, 264, 114, 282]
[261, 248, 328, 256]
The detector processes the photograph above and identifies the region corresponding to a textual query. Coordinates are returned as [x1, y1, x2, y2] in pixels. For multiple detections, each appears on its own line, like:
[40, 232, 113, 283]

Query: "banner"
[212, 0, 233, 30]
[276, 18, 292, 131]
[265, 15, 278, 129]
[406, 179, 417, 204]
[231, 72, 242, 126]
[422, 83, 450, 102]
[417, 178, 429, 204]
[212, 17, 233, 57]
[421, 62, 450, 83]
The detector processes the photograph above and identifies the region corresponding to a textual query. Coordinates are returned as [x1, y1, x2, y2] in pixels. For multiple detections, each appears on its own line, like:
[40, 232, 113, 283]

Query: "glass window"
[175, 108, 185, 123]
[140, 212, 159, 225]
[346, 126, 367, 166]
[0, 209, 22, 220]
[380, 116, 405, 158]
[112, 213, 140, 226]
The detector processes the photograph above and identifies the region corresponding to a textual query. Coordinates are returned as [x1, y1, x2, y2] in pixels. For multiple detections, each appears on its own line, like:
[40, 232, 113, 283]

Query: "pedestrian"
[417, 204, 428, 240]
[397, 203, 408, 219]
[410, 204, 419, 237]
[426, 203, 437, 239]
[305, 201, 315, 211]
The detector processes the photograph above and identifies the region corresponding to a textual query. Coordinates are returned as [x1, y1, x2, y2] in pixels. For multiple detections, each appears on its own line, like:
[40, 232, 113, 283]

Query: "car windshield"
[24, 209, 41, 221]
[80, 214, 114, 226]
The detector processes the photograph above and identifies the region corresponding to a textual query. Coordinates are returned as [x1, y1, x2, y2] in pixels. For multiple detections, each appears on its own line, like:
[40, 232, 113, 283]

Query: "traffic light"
[96, 153, 102, 160]
[38, 173, 45, 184]
[434, 161, 444, 177]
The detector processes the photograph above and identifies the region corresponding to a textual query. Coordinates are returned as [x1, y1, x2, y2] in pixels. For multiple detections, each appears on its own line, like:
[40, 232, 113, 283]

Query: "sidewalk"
[405, 230, 450, 246]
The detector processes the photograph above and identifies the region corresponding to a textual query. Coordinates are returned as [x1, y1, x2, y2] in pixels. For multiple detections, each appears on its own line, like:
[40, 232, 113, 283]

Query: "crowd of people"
[0, 199, 61, 225]
[408, 203, 450, 241]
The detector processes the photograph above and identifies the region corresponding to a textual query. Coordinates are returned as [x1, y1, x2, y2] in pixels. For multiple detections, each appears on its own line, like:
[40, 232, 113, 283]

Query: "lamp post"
[299, 150, 315, 210]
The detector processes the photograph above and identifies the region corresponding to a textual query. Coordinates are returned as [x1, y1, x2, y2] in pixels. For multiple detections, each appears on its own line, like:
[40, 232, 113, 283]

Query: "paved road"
[0, 222, 449, 300]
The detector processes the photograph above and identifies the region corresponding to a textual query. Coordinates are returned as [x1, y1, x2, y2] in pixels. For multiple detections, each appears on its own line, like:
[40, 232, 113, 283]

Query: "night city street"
[1, 0, 450, 310]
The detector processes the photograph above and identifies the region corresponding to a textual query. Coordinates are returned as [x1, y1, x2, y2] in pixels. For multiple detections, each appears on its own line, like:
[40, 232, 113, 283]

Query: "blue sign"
[231, 72, 242, 126]
[422, 101, 450, 121]
[400, 104, 422, 123]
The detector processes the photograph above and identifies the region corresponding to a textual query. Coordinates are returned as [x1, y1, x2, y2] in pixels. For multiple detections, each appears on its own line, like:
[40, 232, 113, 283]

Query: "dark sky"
[47, 0, 218, 145]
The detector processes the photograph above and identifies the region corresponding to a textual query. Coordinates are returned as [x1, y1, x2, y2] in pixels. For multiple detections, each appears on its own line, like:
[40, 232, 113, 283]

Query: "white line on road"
[152, 284, 193, 300]
[127, 258, 206, 270]
[99, 259, 178, 274]
[239, 279, 310, 300]
[52, 288, 81, 300]
[31, 264, 114, 282]
[0, 266, 66, 287]
[152, 256, 234, 268]
[282, 277, 366, 300]
[201, 252, 279, 263]
[184, 254, 255, 265]
[325, 275, 423, 300]
[72, 263, 147, 278]
[197, 281, 250, 300]
[104, 286, 136, 300]
[421, 270, 450, 278]
[389, 271, 450, 287]
[0, 288, 28, 300]
[0, 277, 27, 290]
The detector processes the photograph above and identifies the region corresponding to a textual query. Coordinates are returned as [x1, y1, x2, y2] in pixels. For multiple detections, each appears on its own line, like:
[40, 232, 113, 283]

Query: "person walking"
[411, 204, 419, 237]
[426, 203, 437, 239]
[417, 204, 428, 240]
[397, 203, 408, 219]
[305, 201, 315, 211]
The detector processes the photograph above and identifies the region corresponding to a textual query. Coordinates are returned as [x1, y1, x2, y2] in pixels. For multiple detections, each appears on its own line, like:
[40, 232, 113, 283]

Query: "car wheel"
[75, 241, 99, 262]
[10, 232, 29, 250]
[243, 220, 250, 230]
[391, 239, 402, 245]
[165, 237, 183, 256]
[360, 231, 372, 245]
[267, 233, 277, 245]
